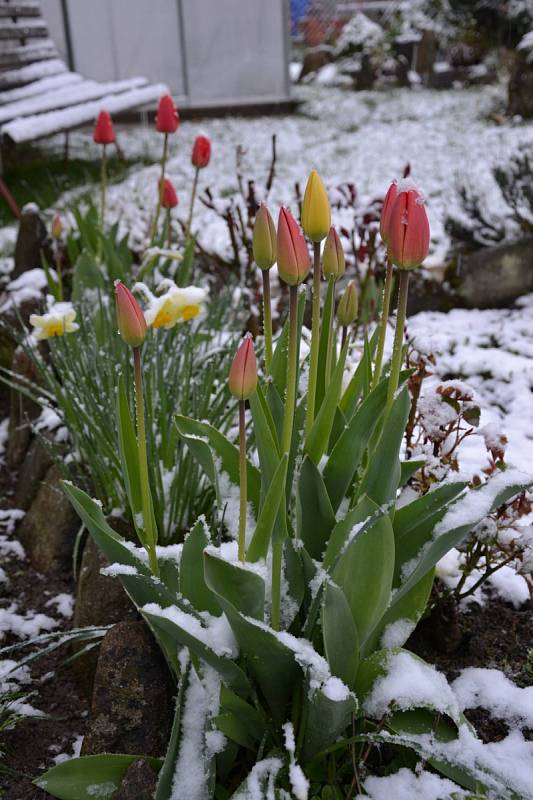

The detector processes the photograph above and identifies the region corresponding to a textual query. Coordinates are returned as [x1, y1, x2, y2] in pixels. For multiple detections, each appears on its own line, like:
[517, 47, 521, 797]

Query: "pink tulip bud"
[93, 111, 115, 145]
[160, 178, 178, 209]
[380, 180, 398, 245]
[276, 207, 310, 286]
[51, 213, 62, 240]
[228, 333, 257, 400]
[192, 135, 211, 169]
[387, 181, 430, 269]
[115, 281, 147, 348]
[156, 95, 179, 134]
[322, 226, 345, 280]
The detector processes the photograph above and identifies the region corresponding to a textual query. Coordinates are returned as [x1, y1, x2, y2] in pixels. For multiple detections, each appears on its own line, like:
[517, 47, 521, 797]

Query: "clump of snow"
[436, 547, 530, 608]
[0, 603, 58, 641]
[452, 668, 533, 728]
[231, 758, 283, 800]
[356, 768, 467, 800]
[380, 618, 416, 649]
[142, 603, 237, 658]
[0, 268, 47, 311]
[50, 733, 83, 765]
[100, 563, 139, 577]
[335, 12, 385, 57]
[0, 418, 9, 464]
[45, 593, 74, 618]
[85, 783, 118, 797]
[363, 650, 460, 722]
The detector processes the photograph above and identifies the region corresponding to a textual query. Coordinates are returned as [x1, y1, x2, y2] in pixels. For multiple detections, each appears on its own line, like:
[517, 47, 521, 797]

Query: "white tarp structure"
[40, 0, 291, 110]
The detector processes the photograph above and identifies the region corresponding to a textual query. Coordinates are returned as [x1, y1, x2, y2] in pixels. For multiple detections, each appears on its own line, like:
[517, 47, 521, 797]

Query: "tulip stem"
[305, 242, 322, 436]
[372, 258, 393, 389]
[100, 144, 107, 230]
[186, 167, 200, 243]
[271, 538, 282, 631]
[325, 275, 335, 385]
[150, 132, 168, 243]
[262, 269, 273, 374]
[238, 399, 247, 563]
[386, 269, 409, 414]
[133, 346, 159, 577]
[165, 207, 172, 249]
[281, 285, 299, 456]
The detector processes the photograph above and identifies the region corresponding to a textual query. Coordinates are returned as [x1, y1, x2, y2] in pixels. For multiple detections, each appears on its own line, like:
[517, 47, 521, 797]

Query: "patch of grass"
[1, 146, 151, 226]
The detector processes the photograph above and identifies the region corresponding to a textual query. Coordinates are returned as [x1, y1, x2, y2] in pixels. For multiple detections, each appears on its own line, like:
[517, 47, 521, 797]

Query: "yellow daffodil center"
[45, 320, 66, 337]
[152, 299, 175, 329]
[180, 304, 200, 321]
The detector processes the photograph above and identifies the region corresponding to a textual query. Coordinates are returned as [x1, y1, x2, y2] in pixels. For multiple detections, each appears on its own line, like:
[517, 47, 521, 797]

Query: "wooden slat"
[0, 20, 48, 39]
[0, 57, 66, 91]
[0, 38, 56, 67]
[0, 76, 148, 123]
[0, 3, 41, 17]
[0, 71, 81, 105]
[1, 82, 169, 143]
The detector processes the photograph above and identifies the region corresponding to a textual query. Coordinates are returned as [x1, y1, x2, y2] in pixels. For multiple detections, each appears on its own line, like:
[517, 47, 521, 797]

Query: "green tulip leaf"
[322, 581, 359, 688]
[34, 754, 161, 800]
[180, 518, 219, 615]
[203, 549, 265, 620]
[297, 455, 336, 560]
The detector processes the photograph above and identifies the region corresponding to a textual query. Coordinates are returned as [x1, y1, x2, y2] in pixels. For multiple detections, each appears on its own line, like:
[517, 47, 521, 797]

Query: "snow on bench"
[2, 82, 169, 143]
[0, 76, 149, 123]
[0, 2, 41, 17]
[0, 37, 57, 68]
[0, 57, 66, 91]
[0, 71, 81, 106]
[0, 18, 48, 38]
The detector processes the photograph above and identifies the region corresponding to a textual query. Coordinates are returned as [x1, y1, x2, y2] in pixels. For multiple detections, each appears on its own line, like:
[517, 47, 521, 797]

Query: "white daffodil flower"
[29, 303, 79, 341]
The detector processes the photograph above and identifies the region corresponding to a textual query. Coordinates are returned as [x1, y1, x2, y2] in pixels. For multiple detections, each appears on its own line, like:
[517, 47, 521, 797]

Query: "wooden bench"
[0, 0, 168, 216]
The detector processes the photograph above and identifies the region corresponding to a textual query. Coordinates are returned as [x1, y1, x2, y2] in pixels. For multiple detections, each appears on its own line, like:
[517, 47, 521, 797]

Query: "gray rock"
[508, 50, 533, 119]
[12, 205, 52, 279]
[115, 759, 158, 800]
[81, 620, 173, 758]
[73, 535, 137, 698]
[14, 434, 54, 511]
[6, 348, 41, 469]
[454, 236, 533, 308]
[17, 464, 79, 573]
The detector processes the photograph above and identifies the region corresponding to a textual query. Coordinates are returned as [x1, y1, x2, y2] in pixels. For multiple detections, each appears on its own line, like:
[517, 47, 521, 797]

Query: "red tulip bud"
[192, 135, 211, 169]
[380, 180, 398, 245]
[51, 213, 62, 240]
[115, 281, 147, 348]
[160, 178, 178, 209]
[93, 110, 115, 145]
[156, 94, 179, 134]
[229, 333, 257, 400]
[276, 207, 310, 286]
[387, 181, 430, 269]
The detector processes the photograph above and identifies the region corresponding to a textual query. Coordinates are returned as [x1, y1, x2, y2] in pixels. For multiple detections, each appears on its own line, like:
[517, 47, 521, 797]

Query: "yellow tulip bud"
[301, 169, 331, 243]
[337, 281, 358, 327]
[253, 203, 277, 270]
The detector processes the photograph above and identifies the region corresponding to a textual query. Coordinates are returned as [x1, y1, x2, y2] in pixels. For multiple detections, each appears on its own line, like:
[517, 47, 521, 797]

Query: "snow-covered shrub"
[334, 12, 386, 59]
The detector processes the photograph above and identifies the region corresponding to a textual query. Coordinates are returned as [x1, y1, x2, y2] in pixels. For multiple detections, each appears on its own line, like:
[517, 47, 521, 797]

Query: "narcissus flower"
[322, 226, 345, 280]
[93, 111, 115, 145]
[51, 213, 62, 240]
[30, 303, 79, 341]
[253, 204, 277, 270]
[229, 333, 257, 400]
[143, 282, 208, 330]
[380, 179, 399, 245]
[160, 178, 178, 209]
[156, 95, 179, 134]
[301, 169, 331, 242]
[115, 281, 147, 347]
[337, 281, 358, 326]
[277, 207, 310, 286]
[192, 135, 211, 169]
[387, 180, 430, 269]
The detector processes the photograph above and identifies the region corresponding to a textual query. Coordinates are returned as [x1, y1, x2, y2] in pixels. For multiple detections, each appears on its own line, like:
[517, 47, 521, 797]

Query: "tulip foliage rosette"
[39, 175, 532, 800]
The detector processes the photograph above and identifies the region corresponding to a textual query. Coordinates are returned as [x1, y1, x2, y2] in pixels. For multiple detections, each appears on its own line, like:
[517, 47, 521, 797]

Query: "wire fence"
[290, 0, 401, 45]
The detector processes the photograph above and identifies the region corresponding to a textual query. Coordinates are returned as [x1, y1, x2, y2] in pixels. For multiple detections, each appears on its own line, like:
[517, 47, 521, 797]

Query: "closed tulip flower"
[160, 178, 178, 209]
[93, 110, 115, 145]
[380, 179, 399, 245]
[301, 169, 331, 242]
[156, 95, 179, 134]
[277, 207, 310, 286]
[51, 213, 62, 240]
[322, 226, 345, 280]
[229, 333, 257, 401]
[115, 281, 147, 348]
[337, 280, 358, 326]
[388, 182, 430, 269]
[253, 204, 277, 270]
[192, 135, 211, 169]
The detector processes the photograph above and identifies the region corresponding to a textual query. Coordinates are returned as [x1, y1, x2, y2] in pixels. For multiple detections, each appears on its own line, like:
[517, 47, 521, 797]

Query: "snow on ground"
[8, 82, 531, 268]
